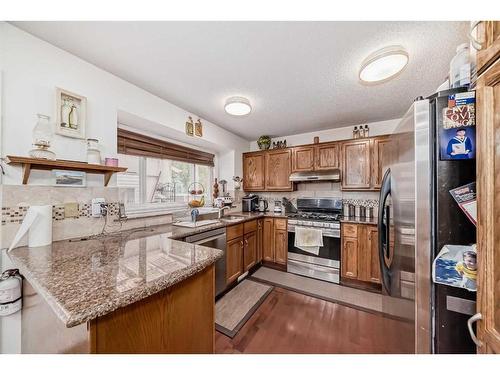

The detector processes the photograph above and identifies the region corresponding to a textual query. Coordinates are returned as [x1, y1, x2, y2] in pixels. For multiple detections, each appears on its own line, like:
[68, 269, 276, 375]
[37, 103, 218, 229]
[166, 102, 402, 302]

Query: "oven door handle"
[287, 226, 340, 238]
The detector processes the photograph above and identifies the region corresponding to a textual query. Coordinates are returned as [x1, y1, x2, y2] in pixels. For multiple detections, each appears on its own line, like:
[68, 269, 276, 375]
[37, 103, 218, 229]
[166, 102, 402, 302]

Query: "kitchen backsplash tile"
[0, 185, 172, 249]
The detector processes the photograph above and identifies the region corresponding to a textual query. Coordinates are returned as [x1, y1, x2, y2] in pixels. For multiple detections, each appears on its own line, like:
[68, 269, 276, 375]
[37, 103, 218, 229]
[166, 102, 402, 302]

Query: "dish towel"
[294, 226, 323, 256]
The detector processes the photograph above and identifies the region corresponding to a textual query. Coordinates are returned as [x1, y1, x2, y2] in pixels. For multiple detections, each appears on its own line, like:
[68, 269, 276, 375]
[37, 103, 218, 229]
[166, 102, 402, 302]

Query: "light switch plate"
[64, 202, 79, 218]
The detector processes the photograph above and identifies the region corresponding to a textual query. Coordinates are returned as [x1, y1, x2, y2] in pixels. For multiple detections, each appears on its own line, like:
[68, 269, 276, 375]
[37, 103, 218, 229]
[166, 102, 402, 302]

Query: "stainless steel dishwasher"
[184, 227, 226, 298]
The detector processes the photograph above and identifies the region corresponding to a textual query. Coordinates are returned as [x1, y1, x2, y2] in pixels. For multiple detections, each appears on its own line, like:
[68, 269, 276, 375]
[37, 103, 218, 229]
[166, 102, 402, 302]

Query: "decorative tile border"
[1, 202, 121, 225]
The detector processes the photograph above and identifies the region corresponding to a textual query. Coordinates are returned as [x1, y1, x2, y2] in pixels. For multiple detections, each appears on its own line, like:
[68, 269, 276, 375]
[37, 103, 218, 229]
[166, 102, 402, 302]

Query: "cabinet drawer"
[244, 219, 257, 233]
[226, 224, 243, 241]
[274, 218, 287, 230]
[341, 223, 358, 237]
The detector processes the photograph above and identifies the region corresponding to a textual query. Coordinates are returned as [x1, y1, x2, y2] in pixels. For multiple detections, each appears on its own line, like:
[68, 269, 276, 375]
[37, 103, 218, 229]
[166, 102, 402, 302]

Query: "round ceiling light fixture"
[224, 96, 252, 116]
[359, 45, 409, 85]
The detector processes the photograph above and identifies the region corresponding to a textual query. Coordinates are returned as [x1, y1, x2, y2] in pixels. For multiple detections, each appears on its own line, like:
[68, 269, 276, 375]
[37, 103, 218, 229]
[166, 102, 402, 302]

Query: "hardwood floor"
[215, 287, 414, 354]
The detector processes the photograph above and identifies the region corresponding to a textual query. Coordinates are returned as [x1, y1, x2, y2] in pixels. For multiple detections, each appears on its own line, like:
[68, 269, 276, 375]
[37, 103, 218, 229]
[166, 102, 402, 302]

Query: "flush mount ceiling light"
[224, 96, 252, 116]
[359, 45, 409, 85]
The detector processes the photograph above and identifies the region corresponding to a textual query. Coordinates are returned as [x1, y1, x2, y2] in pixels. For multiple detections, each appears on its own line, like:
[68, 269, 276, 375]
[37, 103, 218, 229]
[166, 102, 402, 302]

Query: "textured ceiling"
[12, 21, 469, 140]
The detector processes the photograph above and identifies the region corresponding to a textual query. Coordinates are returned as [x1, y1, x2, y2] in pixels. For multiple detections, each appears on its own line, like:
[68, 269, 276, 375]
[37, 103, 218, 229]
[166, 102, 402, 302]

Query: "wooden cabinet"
[262, 218, 274, 262]
[291, 142, 340, 172]
[256, 219, 263, 263]
[292, 145, 315, 172]
[341, 136, 390, 191]
[372, 136, 391, 189]
[316, 142, 340, 170]
[225, 220, 260, 285]
[243, 152, 265, 191]
[226, 237, 244, 284]
[265, 149, 293, 191]
[476, 21, 500, 74]
[341, 236, 359, 279]
[341, 223, 380, 286]
[365, 226, 381, 283]
[476, 54, 500, 354]
[262, 217, 287, 266]
[274, 219, 288, 265]
[341, 139, 371, 190]
[243, 231, 257, 271]
[243, 136, 387, 192]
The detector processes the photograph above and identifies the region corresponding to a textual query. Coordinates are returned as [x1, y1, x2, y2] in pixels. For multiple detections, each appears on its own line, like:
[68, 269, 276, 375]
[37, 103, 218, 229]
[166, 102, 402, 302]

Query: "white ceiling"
[12, 21, 468, 140]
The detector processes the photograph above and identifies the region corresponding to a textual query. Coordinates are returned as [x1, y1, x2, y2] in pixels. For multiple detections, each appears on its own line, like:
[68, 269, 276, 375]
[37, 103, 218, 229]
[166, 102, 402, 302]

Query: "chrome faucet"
[218, 206, 231, 219]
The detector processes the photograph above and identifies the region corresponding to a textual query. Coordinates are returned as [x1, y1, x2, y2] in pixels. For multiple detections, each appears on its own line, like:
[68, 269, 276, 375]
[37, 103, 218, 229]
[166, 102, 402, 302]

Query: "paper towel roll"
[8, 205, 52, 251]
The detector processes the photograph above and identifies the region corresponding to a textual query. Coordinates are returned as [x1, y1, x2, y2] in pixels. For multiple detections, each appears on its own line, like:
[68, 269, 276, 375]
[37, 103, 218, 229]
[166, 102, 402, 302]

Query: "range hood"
[289, 169, 341, 182]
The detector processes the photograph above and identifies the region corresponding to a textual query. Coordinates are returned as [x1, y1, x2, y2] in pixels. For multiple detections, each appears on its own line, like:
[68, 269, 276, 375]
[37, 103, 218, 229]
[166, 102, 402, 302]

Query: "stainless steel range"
[287, 197, 342, 283]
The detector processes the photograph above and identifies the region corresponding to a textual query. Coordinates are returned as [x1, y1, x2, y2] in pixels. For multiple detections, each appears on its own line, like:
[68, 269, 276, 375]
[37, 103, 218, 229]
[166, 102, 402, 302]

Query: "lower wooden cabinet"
[262, 218, 274, 262]
[243, 231, 257, 271]
[257, 219, 263, 263]
[226, 219, 260, 285]
[341, 236, 359, 279]
[226, 237, 244, 284]
[262, 217, 288, 266]
[341, 223, 380, 285]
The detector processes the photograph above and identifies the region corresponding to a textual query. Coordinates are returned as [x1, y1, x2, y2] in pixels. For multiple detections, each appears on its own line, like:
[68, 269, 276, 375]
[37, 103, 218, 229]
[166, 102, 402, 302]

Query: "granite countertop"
[340, 216, 378, 225]
[8, 224, 223, 328]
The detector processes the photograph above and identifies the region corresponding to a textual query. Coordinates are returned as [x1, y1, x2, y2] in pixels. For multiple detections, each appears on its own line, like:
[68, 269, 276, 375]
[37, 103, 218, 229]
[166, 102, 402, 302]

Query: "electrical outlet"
[91, 198, 106, 217]
[64, 202, 79, 218]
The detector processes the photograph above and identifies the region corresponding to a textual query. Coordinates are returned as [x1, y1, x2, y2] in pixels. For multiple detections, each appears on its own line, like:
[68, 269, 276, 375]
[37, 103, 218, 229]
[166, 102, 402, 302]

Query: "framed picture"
[185, 116, 194, 136]
[55, 88, 87, 139]
[195, 119, 203, 137]
[53, 170, 87, 187]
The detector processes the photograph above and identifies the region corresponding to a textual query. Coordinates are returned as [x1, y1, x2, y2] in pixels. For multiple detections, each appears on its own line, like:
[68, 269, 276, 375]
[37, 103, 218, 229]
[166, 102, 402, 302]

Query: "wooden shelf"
[6, 155, 128, 186]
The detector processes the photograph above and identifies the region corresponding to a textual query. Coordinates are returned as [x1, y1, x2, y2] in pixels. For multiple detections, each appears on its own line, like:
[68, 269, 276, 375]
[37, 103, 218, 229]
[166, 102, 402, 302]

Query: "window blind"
[117, 128, 214, 166]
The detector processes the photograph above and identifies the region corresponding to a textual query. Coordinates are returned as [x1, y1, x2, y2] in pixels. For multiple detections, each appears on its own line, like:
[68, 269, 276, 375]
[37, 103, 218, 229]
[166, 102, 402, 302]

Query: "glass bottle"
[86, 138, 102, 165]
[30, 114, 56, 160]
[359, 126, 365, 138]
[364, 124, 369, 137]
[353, 126, 358, 139]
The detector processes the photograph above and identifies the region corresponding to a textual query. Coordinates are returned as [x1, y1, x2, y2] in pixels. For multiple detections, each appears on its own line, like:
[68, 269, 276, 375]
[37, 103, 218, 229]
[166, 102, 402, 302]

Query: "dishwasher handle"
[191, 233, 226, 245]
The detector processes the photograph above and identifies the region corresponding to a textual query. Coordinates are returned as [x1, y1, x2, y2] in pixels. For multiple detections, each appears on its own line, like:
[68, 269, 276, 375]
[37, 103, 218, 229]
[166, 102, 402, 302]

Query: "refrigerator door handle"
[467, 313, 483, 347]
[378, 168, 392, 294]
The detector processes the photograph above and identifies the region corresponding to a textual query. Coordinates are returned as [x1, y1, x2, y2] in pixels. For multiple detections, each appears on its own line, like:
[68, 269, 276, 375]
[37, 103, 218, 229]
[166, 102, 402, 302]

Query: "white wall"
[249, 118, 400, 151]
[0, 22, 249, 188]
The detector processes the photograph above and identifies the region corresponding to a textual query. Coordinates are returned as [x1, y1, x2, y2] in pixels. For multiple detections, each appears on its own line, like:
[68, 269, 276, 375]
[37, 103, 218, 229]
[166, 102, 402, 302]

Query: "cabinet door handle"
[244, 239, 249, 246]
[240, 240, 244, 248]
[467, 313, 483, 347]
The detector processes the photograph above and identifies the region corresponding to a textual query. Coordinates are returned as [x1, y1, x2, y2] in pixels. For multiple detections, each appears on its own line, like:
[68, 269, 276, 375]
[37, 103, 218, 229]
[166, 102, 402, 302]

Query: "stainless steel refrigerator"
[378, 88, 476, 354]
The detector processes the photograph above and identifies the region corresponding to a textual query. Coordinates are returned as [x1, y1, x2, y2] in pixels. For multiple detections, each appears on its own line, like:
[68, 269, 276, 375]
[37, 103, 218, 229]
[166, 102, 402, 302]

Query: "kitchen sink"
[220, 215, 245, 222]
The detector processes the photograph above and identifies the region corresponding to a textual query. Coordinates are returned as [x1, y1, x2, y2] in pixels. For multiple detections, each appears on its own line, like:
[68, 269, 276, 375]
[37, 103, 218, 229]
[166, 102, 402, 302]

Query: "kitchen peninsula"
[8, 225, 222, 354]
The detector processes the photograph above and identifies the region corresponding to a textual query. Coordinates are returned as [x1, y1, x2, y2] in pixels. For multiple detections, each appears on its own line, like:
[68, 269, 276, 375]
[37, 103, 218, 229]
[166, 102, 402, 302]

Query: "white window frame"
[118, 154, 214, 214]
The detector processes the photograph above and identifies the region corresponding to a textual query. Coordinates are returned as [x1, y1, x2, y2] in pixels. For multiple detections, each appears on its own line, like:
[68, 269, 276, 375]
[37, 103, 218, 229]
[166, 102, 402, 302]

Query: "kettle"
[258, 199, 268, 212]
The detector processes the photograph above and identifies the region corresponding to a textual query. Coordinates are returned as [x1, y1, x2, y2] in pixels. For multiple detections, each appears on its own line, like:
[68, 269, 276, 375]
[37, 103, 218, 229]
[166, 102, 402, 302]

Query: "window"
[117, 154, 213, 208]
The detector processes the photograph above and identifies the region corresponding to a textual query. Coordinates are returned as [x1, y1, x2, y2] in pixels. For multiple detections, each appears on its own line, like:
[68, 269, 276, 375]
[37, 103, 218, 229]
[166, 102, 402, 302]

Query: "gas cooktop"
[286, 212, 340, 222]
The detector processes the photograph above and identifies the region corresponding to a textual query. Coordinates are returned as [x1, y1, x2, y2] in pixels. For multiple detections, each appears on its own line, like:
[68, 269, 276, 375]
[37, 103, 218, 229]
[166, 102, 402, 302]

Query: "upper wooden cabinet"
[476, 21, 500, 74]
[371, 136, 391, 189]
[243, 135, 388, 192]
[341, 136, 391, 191]
[291, 142, 340, 172]
[341, 139, 371, 190]
[292, 145, 315, 172]
[265, 149, 293, 191]
[316, 142, 340, 170]
[243, 152, 265, 191]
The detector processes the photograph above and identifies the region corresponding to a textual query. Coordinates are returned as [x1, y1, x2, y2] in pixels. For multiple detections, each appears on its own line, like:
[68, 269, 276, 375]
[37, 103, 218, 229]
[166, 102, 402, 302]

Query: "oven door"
[287, 226, 340, 269]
